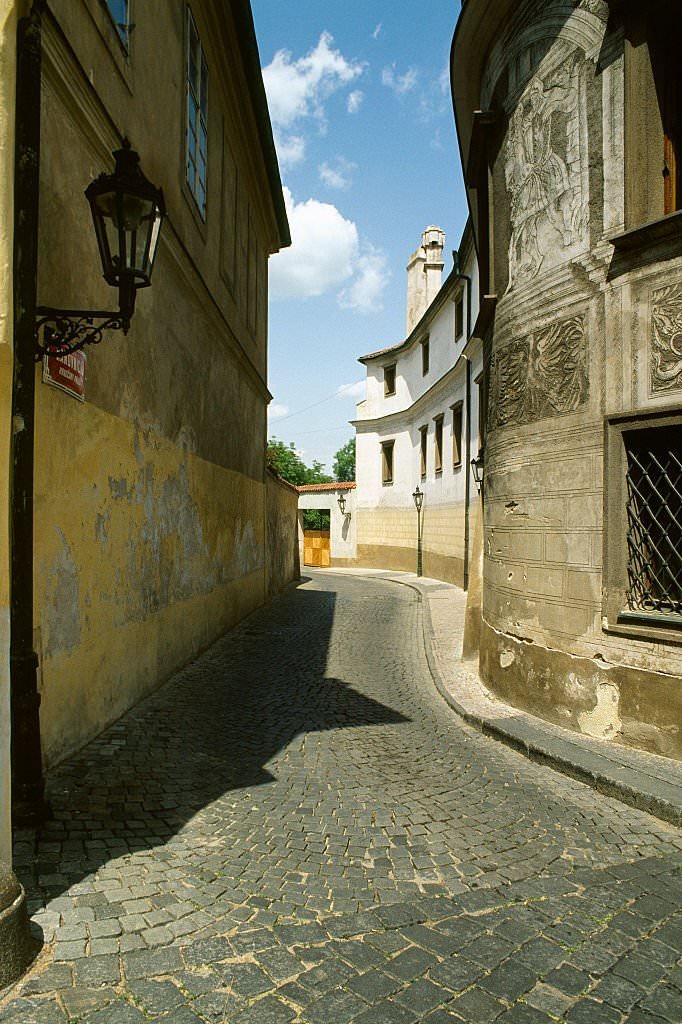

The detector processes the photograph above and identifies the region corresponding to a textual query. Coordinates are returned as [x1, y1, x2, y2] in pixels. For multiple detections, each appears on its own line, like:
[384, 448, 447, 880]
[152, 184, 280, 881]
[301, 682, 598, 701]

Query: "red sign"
[43, 350, 86, 401]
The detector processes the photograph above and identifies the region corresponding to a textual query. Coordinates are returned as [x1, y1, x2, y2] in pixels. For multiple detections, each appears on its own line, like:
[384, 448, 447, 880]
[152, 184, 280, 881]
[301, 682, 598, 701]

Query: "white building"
[353, 223, 483, 591]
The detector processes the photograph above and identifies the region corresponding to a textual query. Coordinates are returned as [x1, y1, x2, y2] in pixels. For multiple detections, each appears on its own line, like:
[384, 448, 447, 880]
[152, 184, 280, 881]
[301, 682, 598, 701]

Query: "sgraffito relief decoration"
[651, 283, 682, 395]
[489, 316, 588, 428]
[505, 48, 584, 290]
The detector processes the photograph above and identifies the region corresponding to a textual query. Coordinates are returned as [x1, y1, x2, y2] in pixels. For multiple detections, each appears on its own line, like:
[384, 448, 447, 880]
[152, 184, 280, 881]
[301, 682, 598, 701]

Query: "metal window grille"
[625, 427, 682, 615]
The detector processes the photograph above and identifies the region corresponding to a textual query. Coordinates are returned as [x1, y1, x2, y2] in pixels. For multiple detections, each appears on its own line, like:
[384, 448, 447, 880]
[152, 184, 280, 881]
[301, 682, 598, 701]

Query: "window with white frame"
[186, 8, 208, 217]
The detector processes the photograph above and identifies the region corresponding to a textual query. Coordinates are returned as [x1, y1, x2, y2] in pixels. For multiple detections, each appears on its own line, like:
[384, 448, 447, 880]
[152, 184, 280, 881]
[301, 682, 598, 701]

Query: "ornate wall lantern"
[35, 140, 165, 358]
[471, 451, 484, 490]
[337, 493, 347, 516]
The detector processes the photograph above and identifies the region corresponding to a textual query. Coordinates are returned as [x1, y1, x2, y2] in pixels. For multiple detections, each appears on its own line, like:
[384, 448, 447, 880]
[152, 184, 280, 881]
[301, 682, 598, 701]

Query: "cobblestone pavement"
[1, 573, 681, 1023]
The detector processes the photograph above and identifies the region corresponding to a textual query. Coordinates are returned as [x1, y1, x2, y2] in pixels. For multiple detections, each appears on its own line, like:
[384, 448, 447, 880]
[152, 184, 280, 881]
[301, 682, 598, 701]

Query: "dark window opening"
[452, 403, 463, 467]
[421, 338, 430, 376]
[455, 295, 465, 339]
[419, 426, 427, 479]
[434, 415, 444, 474]
[384, 364, 396, 396]
[381, 440, 395, 484]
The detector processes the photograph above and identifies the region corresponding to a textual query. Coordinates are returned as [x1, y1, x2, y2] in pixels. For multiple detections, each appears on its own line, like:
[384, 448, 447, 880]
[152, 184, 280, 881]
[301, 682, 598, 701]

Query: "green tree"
[302, 509, 331, 531]
[333, 437, 355, 482]
[267, 438, 332, 486]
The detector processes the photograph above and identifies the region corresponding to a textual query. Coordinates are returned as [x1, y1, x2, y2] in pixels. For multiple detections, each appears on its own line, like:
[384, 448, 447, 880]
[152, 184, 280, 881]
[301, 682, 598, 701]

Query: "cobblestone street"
[1, 572, 681, 1023]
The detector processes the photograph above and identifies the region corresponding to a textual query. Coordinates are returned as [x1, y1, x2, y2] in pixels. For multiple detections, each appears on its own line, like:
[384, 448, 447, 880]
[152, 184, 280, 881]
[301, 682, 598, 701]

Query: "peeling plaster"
[44, 529, 81, 657]
[578, 681, 622, 739]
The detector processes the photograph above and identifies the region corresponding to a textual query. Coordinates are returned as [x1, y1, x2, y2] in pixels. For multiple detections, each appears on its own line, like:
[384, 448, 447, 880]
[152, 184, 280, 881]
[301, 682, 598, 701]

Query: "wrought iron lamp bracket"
[34, 306, 129, 361]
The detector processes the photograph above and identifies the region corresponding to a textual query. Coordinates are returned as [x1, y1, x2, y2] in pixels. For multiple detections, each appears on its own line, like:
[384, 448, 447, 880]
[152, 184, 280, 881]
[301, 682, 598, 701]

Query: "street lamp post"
[11, 130, 164, 826]
[412, 485, 424, 577]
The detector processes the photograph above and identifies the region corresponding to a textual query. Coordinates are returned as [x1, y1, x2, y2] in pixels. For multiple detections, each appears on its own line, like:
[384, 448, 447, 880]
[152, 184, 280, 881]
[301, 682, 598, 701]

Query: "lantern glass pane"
[145, 209, 163, 276]
[93, 191, 120, 279]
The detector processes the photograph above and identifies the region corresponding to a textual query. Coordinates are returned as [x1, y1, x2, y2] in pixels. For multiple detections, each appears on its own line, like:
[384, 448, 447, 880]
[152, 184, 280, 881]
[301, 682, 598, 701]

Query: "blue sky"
[251, 1, 468, 474]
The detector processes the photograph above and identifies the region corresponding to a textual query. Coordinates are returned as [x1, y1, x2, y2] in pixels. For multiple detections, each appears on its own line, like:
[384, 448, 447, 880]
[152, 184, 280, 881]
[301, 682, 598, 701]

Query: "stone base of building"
[356, 545, 464, 586]
[0, 861, 34, 987]
[480, 619, 682, 760]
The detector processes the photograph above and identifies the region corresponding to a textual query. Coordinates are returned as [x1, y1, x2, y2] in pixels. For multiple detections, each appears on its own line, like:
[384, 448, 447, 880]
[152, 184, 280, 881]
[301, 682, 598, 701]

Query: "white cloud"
[269, 189, 389, 314]
[347, 89, 364, 114]
[263, 32, 363, 168]
[319, 157, 356, 191]
[268, 403, 289, 421]
[275, 133, 306, 169]
[338, 244, 390, 314]
[372, 23, 382, 40]
[270, 187, 359, 300]
[382, 64, 418, 96]
[336, 380, 366, 401]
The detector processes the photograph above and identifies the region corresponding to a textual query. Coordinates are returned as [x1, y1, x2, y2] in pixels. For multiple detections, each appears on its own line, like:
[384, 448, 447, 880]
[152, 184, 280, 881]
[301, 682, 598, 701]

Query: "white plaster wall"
[298, 489, 357, 560]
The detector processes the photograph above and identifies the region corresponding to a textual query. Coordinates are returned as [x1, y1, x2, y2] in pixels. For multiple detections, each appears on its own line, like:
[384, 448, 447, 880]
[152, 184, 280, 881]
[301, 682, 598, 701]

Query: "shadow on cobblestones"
[2, 573, 681, 1024]
[13, 584, 409, 936]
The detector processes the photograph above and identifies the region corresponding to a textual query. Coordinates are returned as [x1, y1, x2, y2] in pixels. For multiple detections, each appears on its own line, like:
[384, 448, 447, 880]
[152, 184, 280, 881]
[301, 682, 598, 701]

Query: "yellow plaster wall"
[0, 0, 22, 867]
[34, 386, 266, 768]
[356, 503, 467, 585]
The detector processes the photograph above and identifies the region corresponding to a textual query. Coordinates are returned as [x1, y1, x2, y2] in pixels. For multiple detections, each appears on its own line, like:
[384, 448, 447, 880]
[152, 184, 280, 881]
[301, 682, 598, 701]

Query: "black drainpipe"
[463, 356, 472, 592]
[11, 0, 47, 827]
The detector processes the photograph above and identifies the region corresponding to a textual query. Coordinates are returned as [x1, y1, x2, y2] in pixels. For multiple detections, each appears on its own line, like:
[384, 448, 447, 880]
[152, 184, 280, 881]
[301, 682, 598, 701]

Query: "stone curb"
[321, 570, 682, 829]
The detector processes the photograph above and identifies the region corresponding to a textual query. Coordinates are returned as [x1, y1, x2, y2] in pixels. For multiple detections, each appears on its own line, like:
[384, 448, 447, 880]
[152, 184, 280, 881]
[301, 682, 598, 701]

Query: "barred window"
[186, 8, 208, 217]
[605, 411, 682, 637]
[624, 427, 681, 616]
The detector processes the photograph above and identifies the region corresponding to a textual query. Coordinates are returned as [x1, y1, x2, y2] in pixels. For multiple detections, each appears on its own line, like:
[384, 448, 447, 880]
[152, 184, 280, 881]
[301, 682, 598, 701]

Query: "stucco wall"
[457, 0, 682, 757]
[266, 470, 300, 597]
[31, 3, 284, 768]
[0, 0, 20, 867]
[298, 488, 357, 566]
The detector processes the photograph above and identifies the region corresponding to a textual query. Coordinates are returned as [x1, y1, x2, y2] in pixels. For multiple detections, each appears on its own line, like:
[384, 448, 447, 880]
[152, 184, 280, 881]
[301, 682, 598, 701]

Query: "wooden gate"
[303, 529, 331, 568]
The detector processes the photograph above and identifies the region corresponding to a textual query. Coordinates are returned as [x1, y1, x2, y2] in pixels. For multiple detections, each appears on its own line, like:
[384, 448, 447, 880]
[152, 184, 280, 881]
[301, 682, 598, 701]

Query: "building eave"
[232, 0, 291, 251]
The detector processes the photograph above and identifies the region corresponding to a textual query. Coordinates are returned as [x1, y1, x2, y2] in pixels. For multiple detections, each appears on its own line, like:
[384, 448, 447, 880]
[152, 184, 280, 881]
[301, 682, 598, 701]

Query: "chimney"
[406, 226, 445, 334]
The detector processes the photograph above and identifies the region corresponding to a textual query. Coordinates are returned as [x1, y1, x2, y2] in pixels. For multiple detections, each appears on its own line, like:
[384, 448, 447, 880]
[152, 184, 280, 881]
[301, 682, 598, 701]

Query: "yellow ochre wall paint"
[27, 1, 290, 770]
[0, 0, 24, 867]
[34, 388, 267, 768]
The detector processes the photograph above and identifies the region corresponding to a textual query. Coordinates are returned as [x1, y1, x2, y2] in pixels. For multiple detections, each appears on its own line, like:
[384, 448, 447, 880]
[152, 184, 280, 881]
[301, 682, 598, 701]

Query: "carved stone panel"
[504, 44, 586, 291]
[651, 283, 682, 396]
[490, 316, 588, 428]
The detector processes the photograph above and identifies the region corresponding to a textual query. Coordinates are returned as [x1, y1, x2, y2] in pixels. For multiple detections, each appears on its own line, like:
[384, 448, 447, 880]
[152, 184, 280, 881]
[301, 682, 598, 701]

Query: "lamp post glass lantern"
[35, 139, 165, 358]
[471, 451, 484, 490]
[412, 486, 424, 577]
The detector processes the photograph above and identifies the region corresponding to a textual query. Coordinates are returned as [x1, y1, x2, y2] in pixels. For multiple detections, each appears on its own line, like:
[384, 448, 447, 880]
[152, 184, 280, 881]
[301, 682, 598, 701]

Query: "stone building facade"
[353, 225, 483, 588]
[451, 0, 681, 757]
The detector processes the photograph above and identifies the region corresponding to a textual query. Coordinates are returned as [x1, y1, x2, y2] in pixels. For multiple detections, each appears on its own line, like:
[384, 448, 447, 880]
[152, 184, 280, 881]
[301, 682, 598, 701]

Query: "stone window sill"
[610, 210, 682, 253]
[603, 614, 682, 647]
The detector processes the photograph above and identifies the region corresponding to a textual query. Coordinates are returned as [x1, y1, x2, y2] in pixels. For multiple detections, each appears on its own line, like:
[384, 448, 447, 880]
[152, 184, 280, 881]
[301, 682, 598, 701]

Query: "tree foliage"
[333, 437, 356, 482]
[302, 509, 331, 531]
[267, 438, 332, 486]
